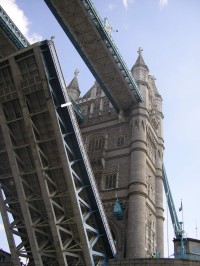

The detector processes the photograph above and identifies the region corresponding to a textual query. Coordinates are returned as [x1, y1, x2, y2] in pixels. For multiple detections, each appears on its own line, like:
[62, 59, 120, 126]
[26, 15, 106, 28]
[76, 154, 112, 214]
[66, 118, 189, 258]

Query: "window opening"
[117, 135, 125, 147]
[105, 173, 117, 189]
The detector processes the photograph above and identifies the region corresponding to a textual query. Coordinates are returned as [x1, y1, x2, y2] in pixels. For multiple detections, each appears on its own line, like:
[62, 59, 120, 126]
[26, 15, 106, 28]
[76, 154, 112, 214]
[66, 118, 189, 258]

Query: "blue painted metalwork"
[44, 0, 143, 113]
[163, 164, 182, 238]
[113, 199, 123, 220]
[40, 39, 116, 264]
[0, 5, 29, 49]
[71, 98, 84, 122]
[162, 164, 185, 257]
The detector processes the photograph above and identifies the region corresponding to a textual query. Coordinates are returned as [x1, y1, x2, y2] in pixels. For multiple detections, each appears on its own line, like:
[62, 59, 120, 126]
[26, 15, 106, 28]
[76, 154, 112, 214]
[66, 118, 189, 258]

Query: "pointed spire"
[67, 69, 80, 101]
[74, 68, 79, 77]
[68, 69, 80, 91]
[132, 47, 149, 72]
[149, 75, 159, 95]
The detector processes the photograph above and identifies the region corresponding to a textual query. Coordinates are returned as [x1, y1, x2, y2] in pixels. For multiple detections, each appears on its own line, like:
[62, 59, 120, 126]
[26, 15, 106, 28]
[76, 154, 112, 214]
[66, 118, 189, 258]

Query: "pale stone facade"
[68, 50, 164, 259]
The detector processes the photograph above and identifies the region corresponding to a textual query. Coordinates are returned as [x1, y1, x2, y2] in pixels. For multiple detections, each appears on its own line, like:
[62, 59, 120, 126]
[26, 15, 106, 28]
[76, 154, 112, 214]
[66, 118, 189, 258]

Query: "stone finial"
[74, 69, 79, 77]
[137, 47, 143, 56]
[131, 47, 149, 73]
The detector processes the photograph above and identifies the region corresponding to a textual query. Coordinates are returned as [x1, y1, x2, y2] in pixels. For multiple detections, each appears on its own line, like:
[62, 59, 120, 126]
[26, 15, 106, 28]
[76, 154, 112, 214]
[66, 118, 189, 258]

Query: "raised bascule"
[0, 1, 199, 266]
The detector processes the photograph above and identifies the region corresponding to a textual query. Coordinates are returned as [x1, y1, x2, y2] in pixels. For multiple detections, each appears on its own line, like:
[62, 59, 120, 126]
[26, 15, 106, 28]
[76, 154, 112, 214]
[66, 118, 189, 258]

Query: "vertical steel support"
[0, 187, 21, 266]
[0, 103, 42, 265]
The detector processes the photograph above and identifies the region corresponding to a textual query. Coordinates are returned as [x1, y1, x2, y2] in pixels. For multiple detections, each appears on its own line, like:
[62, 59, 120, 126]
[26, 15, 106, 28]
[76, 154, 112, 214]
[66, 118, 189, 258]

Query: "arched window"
[88, 135, 105, 151]
[146, 218, 156, 254]
[105, 173, 117, 189]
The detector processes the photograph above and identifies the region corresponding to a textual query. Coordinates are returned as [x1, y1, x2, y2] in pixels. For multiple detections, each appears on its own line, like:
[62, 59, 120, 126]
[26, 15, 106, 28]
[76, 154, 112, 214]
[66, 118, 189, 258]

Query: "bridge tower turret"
[67, 69, 80, 101]
[127, 48, 164, 258]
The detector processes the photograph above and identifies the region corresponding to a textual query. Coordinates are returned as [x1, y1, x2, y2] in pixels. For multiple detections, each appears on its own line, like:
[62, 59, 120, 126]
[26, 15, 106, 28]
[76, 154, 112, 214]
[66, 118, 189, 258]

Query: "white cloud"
[123, 0, 129, 8]
[0, 223, 4, 231]
[122, 0, 134, 9]
[159, 0, 168, 8]
[0, 0, 42, 44]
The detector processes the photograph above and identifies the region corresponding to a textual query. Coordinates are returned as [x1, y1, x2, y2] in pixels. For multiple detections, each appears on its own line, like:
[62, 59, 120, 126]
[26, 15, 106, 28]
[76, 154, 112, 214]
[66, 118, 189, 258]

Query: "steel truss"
[0, 41, 116, 266]
[44, 0, 143, 113]
[0, 5, 29, 50]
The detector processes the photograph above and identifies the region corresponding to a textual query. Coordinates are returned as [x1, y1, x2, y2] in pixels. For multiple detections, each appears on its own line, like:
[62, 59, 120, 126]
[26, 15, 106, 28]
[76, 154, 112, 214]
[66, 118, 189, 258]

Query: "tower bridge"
[0, 1, 173, 265]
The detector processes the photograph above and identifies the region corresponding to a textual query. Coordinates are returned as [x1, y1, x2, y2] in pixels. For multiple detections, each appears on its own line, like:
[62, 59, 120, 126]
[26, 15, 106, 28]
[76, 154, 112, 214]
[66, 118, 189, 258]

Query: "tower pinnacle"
[131, 48, 149, 82]
[67, 69, 81, 101]
[137, 47, 143, 56]
[132, 47, 149, 71]
[74, 69, 79, 77]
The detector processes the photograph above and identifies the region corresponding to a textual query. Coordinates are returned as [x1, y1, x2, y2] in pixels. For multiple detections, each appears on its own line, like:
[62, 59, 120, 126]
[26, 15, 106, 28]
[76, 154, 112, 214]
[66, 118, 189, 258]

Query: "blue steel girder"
[44, 0, 143, 113]
[0, 5, 29, 50]
[162, 164, 182, 239]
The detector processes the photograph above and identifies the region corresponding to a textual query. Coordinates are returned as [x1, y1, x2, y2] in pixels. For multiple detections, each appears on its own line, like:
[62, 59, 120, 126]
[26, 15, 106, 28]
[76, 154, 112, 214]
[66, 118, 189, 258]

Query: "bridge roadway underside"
[45, 0, 143, 112]
[0, 40, 115, 266]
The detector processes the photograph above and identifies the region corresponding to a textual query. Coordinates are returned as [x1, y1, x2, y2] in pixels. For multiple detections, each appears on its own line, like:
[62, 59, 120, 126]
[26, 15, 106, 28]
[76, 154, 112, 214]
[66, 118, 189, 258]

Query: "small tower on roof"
[67, 69, 81, 101]
[131, 47, 149, 82]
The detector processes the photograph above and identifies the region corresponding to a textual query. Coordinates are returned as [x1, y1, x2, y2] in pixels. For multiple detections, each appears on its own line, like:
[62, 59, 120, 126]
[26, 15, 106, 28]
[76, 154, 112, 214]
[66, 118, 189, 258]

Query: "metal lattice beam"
[0, 40, 116, 265]
[0, 5, 29, 50]
[44, 0, 143, 112]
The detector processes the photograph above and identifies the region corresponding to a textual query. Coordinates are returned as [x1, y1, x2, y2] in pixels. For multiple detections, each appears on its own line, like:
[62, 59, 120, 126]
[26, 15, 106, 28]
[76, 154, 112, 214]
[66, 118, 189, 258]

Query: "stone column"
[155, 139, 164, 256]
[155, 170, 164, 257]
[127, 115, 147, 258]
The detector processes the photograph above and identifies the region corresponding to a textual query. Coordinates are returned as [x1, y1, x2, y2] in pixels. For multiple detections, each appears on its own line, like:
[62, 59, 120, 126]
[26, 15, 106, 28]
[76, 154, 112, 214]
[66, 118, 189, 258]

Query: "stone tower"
[72, 48, 164, 259]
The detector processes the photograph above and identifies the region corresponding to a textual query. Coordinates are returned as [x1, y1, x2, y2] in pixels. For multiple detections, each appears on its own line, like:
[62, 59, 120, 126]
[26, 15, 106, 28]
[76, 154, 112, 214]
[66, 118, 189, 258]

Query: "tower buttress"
[148, 75, 165, 257]
[127, 48, 149, 258]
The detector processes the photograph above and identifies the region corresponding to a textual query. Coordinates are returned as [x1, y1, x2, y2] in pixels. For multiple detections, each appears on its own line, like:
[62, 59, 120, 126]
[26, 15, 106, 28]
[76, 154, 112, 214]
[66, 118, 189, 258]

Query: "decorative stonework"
[103, 98, 110, 110]
[77, 49, 164, 258]
[148, 76, 161, 132]
[147, 139, 155, 163]
[146, 175, 155, 203]
[145, 208, 156, 255]
[151, 114, 160, 131]
[147, 130, 157, 164]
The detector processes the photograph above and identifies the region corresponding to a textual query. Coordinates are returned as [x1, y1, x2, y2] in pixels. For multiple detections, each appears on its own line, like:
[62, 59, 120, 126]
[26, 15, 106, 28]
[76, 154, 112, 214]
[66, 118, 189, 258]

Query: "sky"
[0, 0, 200, 259]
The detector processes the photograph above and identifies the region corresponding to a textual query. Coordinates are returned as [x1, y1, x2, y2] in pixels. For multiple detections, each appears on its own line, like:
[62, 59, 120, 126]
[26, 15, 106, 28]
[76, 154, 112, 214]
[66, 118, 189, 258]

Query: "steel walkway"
[44, 0, 143, 112]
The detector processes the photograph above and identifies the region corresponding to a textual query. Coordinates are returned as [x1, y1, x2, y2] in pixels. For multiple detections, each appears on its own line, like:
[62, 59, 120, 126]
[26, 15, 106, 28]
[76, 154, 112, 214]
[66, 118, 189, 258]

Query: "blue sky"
[0, 0, 200, 258]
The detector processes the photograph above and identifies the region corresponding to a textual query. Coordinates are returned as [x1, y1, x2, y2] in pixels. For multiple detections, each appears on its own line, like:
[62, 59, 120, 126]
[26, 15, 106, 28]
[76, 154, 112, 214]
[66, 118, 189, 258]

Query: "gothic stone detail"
[77, 52, 164, 259]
